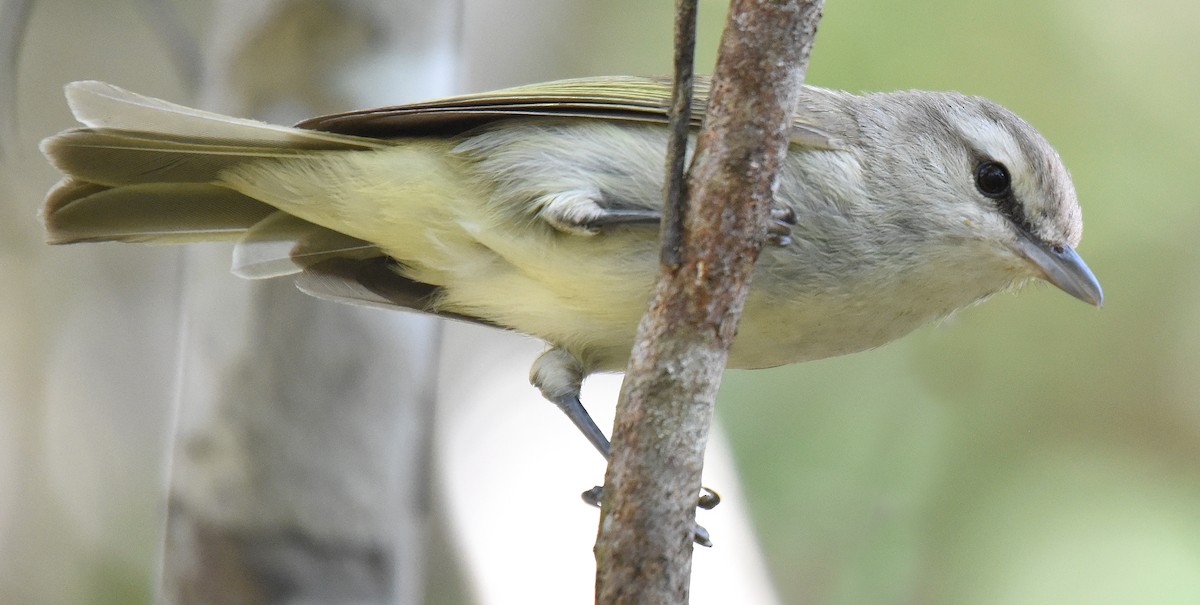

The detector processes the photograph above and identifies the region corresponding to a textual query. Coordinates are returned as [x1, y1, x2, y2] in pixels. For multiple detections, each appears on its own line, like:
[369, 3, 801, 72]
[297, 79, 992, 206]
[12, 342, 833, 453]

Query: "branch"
[594, 0, 824, 603]
[659, 0, 697, 267]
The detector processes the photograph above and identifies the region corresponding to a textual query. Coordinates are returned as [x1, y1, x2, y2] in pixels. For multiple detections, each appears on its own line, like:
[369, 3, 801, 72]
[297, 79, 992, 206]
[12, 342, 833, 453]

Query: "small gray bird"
[40, 76, 1102, 459]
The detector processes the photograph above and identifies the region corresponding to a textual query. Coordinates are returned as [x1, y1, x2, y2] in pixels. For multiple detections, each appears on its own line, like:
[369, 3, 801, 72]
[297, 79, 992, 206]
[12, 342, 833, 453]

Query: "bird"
[39, 75, 1102, 462]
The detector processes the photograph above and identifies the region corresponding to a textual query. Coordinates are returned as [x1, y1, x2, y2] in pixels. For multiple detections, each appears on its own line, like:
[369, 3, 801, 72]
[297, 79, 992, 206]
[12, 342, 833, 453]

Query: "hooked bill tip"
[1013, 233, 1103, 307]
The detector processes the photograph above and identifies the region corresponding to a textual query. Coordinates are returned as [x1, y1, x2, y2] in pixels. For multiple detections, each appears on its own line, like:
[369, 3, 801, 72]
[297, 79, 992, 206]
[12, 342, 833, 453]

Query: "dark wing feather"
[295, 256, 498, 328]
[296, 76, 686, 136]
[295, 75, 841, 149]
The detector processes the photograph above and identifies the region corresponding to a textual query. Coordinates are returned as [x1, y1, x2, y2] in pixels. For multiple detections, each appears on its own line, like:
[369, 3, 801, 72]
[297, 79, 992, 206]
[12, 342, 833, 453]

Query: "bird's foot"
[768, 204, 796, 246]
[582, 485, 718, 547]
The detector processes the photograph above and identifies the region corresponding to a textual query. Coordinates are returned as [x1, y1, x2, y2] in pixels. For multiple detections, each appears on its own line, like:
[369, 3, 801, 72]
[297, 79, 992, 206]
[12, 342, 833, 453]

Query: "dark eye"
[974, 161, 1011, 198]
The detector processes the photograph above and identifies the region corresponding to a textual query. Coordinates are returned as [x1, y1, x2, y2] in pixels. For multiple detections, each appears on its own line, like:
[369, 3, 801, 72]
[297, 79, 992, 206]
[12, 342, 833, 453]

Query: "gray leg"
[557, 394, 612, 457]
[534, 188, 658, 237]
[530, 347, 716, 547]
[530, 348, 610, 457]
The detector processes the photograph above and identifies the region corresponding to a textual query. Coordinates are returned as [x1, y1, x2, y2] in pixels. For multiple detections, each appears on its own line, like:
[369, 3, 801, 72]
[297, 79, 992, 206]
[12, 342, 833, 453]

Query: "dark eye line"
[994, 192, 1035, 236]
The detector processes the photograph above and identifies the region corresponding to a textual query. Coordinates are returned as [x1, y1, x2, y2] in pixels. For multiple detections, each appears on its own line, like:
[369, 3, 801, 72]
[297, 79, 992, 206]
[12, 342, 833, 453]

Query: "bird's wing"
[294, 256, 500, 328]
[296, 75, 841, 150]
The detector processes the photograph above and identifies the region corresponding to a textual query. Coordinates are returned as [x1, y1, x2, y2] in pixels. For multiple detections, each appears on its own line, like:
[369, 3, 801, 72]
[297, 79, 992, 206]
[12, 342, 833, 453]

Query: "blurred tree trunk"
[160, 2, 460, 603]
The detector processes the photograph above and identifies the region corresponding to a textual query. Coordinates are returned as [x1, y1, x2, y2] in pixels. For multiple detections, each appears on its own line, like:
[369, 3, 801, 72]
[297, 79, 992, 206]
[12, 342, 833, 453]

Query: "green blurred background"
[4, 0, 1199, 603]
[719, 2, 1200, 603]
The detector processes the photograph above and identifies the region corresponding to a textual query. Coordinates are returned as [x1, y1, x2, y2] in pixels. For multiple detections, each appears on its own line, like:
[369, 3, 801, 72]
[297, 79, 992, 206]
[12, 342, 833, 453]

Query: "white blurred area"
[0, 0, 779, 603]
[437, 325, 778, 604]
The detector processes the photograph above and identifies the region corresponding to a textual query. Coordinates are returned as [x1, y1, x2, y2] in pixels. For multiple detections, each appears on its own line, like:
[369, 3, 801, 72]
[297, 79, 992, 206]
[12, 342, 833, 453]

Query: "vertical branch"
[594, 0, 824, 603]
[660, 0, 698, 267]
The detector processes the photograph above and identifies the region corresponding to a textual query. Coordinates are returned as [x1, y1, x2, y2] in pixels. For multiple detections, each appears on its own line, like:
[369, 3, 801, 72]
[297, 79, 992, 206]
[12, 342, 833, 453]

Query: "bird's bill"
[1013, 232, 1103, 307]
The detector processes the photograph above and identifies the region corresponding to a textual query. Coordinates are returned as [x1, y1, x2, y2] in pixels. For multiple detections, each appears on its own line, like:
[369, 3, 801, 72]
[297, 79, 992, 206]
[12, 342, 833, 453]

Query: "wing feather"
[232, 212, 380, 279]
[295, 257, 496, 327]
[296, 75, 842, 149]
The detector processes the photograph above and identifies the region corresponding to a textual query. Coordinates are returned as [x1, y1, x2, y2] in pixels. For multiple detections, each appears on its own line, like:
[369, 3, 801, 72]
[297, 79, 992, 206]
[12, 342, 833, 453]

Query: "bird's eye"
[974, 161, 1011, 198]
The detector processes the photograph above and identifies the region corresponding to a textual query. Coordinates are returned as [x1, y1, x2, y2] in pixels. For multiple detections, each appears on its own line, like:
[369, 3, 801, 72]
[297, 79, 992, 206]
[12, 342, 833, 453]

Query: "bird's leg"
[529, 348, 611, 457]
[530, 348, 717, 547]
[536, 188, 796, 250]
[534, 188, 660, 237]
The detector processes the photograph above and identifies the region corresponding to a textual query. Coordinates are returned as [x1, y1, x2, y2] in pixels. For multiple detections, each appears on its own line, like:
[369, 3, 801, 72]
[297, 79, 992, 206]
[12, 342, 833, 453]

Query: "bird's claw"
[582, 485, 603, 508]
[582, 485, 721, 511]
[697, 486, 721, 510]
[768, 205, 796, 247]
[581, 485, 717, 546]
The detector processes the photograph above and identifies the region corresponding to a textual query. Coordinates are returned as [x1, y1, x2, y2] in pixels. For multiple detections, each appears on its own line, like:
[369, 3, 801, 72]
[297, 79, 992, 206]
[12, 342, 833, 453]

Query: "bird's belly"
[726, 293, 929, 369]
[433, 248, 940, 372]
[424, 217, 1008, 373]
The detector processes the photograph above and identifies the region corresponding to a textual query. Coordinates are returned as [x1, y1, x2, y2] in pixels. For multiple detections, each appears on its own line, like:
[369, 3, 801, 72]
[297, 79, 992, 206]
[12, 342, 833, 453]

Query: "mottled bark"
[594, 1, 824, 603]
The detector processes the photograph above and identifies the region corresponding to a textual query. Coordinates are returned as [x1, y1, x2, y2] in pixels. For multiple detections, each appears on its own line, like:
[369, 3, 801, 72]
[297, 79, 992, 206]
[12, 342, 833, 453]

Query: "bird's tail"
[40, 81, 387, 278]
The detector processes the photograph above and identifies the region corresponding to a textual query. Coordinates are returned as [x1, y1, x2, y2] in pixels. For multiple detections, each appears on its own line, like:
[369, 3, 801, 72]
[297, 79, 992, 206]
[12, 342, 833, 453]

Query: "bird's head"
[852, 90, 1103, 307]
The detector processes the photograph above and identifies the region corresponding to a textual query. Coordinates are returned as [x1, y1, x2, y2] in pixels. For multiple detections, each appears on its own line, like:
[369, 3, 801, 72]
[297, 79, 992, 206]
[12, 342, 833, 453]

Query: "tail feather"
[43, 179, 275, 244]
[64, 80, 385, 150]
[40, 81, 479, 322]
[41, 81, 391, 246]
[41, 129, 326, 187]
